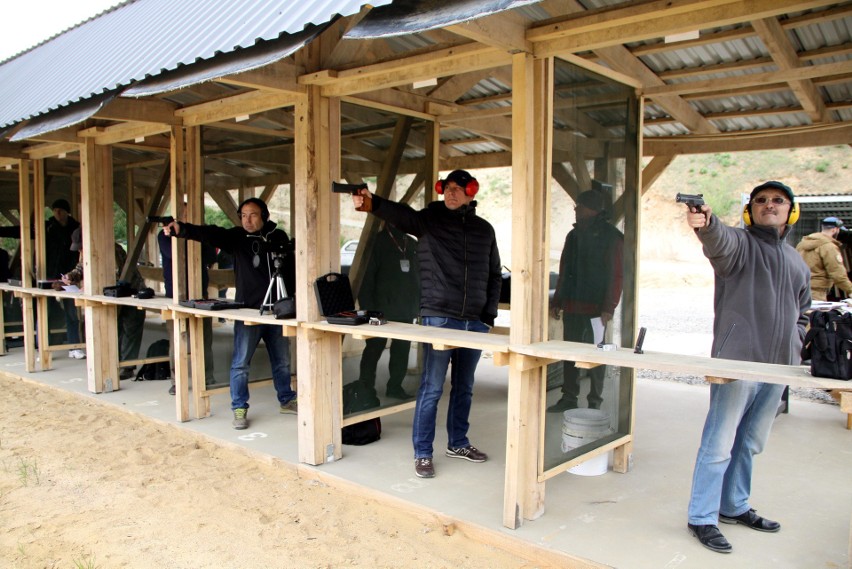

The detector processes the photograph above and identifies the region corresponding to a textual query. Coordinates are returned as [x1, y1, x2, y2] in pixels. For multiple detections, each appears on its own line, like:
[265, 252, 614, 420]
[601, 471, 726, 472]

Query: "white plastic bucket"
[561, 408, 613, 476]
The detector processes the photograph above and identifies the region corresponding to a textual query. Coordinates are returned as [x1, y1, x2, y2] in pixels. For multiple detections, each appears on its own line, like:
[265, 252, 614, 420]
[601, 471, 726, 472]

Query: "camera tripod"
[260, 255, 290, 316]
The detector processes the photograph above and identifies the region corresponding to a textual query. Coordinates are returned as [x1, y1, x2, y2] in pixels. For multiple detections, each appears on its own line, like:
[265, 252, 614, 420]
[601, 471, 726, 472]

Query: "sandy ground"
[0, 376, 542, 569]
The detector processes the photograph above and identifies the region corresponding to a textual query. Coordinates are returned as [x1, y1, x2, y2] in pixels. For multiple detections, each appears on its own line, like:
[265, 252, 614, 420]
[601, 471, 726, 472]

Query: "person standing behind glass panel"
[549, 188, 623, 413]
[356, 223, 420, 401]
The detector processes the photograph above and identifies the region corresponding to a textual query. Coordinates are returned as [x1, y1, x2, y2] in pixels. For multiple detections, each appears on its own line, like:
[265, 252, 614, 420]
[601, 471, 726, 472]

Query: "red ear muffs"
[435, 178, 480, 197]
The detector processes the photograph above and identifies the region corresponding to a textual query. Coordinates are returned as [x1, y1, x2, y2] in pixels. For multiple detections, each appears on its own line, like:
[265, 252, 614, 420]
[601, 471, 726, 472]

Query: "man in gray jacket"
[682, 181, 810, 554]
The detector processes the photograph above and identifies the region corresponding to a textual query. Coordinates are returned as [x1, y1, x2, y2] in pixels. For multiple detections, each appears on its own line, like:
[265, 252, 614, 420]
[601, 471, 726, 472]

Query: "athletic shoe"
[415, 458, 435, 478]
[280, 400, 298, 414]
[445, 445, 488, 463]
[232, 408, 248, 430]
[68, 349, 86, 359]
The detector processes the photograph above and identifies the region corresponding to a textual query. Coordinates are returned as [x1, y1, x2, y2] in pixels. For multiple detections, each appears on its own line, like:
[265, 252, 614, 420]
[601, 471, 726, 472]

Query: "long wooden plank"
[512, 340, 852, 392]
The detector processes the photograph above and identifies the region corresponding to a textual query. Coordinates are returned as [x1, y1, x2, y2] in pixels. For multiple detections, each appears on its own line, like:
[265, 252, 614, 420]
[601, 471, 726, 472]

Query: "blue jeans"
[687, 380, 784, 525]
[412, 316, 489, 459]
[230, 321, 294, 410]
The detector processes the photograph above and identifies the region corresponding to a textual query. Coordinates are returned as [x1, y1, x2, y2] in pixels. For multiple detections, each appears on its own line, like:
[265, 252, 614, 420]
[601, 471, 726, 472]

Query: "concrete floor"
[4, 316, 851, 569]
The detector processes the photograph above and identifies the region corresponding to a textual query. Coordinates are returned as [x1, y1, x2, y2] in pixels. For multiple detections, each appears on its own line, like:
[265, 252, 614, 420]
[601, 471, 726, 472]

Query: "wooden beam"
[94, 97, 179, 125]
[177, 90, 302, 126]
[643, 122, 852, 154]
[219, 59, 305, 93]
[643, 61, 851, 97]
[531, 0, 838, 56]
[446, 11, 532, 54]
[301, 42, 512, 97]
[752, 17, 830, 123]
[78, 122, 171, 146]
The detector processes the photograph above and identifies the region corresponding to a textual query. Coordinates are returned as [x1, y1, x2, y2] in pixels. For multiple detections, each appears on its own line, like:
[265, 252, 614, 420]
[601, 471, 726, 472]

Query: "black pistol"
[147, 215, 174, 225]
[332, 182, 368, 195]
[675, 193, 705, 212]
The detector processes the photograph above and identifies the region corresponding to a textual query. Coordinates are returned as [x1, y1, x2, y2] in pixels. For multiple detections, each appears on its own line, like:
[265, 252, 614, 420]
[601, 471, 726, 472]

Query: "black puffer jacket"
[371, 196, 501, 325]
[178, 220, 294, 309]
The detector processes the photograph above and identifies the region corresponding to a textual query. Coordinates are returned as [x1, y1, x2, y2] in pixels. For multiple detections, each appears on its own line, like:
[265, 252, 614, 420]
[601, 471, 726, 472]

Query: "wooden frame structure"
[0, 1, 849, 530]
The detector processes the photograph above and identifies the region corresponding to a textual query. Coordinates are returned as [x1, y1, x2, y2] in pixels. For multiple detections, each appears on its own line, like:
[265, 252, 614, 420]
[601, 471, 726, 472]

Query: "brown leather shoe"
[414, 458, 434, 478]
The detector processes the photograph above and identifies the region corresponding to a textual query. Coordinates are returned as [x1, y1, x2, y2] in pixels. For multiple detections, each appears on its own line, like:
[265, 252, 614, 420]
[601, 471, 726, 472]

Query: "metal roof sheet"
[344, 0, 541, 39]
[0, 0, 392, 128]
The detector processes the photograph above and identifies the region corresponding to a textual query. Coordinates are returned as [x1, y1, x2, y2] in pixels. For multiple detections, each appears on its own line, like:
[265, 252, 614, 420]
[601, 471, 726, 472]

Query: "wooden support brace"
[511, 354, 558, 372]
[706, 375, 737, 384]
[575, 361, 602, 370]
[492, 351, 510, 367]
[281, 326, 297, 337]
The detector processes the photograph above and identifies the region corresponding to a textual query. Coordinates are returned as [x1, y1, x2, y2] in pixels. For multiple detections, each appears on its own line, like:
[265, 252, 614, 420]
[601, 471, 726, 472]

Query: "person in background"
[59, 228, 146, 376]
[795, 216, 852, 301]
[164, 198, 297, 430]
[549, 188, 623, 412]
[351, 170, 501, 479]
[356, 223, 420, 401]
[47, 199, 84, 359]
[158, 226, 218, 394]
[682, 181, 810, 554]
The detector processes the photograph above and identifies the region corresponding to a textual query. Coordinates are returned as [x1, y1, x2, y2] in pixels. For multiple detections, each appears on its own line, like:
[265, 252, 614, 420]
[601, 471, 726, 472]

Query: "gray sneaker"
[280, 399, 298, 414]
[232, 408, 248, 430]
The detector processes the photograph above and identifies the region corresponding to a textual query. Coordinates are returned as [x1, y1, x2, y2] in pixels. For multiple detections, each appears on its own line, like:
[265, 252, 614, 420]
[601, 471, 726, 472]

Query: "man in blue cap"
[795, 216, 852, 301]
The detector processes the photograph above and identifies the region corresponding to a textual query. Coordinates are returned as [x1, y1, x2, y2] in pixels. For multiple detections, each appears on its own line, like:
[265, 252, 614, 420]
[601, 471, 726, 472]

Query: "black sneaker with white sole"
[445, 445, 487, 463]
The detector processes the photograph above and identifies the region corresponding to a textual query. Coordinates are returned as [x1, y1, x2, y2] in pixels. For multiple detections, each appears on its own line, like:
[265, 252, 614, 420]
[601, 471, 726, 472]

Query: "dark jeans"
[412, 316, 488, 459]
[230, 321, 294, 410]
[62, 298, 81, 344]
[359, 337, 411, 393]
[561, 313, 605, 409]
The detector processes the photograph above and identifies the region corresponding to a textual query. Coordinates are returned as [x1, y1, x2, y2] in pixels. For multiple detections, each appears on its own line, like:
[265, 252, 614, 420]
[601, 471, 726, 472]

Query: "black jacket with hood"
[370, 195, 501, 326]
[178, 220, 294, 309]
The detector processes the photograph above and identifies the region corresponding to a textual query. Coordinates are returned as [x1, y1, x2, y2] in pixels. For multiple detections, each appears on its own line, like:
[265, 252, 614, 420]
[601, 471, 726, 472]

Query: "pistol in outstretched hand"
[146, 215, 175, 225]
[675, 193, 705, 212]
[332, 182, 368, 195]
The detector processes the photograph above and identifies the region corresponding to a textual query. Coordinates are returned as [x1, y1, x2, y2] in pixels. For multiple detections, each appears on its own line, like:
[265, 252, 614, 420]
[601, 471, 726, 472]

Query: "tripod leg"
[260, 277, 277, 315]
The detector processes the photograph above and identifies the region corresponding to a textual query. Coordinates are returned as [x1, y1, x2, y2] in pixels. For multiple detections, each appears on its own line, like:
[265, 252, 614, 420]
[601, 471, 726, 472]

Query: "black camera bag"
[801, 309, 852, 380]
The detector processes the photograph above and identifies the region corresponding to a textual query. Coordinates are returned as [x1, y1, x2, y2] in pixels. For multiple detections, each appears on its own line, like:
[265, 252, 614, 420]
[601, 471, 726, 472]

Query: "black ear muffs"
[742, 201, 800, 226]
[238, 198, 270, 221]
[435, 178, 480, 197]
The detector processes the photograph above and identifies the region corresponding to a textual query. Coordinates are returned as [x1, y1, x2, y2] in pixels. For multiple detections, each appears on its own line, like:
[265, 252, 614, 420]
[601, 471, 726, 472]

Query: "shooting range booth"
[0, 1, 850, 533]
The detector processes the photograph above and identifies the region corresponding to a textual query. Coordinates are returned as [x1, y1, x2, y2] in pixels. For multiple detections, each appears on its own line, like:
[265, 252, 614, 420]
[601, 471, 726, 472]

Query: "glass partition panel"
[543, 57, 640, 472]
[339, 102, 429, 415]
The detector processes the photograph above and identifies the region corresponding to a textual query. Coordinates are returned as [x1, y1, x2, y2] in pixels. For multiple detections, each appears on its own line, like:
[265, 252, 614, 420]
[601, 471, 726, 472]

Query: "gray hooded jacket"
[696, 215, 811, 365]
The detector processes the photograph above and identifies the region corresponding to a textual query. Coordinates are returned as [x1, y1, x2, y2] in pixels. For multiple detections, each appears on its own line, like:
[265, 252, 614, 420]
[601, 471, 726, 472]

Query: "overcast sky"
[0, 0, 123, 61]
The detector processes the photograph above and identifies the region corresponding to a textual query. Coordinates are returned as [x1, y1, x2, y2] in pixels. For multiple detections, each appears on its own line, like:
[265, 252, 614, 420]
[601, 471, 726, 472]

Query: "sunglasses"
[752, 196, 789, 205]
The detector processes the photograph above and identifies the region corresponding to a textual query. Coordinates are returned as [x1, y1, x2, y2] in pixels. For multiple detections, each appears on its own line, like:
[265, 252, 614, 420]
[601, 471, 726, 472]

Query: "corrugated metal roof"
[344, 0, 541, 39]
[0, 0, 392, 128]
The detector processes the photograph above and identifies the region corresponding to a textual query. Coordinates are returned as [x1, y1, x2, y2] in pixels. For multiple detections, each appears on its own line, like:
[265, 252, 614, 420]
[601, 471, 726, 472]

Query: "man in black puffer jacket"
[165, 198, 297, 430]
[352, 169, 502, 479]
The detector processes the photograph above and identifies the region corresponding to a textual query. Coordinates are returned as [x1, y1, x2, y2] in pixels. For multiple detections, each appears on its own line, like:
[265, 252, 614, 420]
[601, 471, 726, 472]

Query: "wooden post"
[170, 125, 191, 421]
[32, 160, 53, 370]
[504, 53, 552, 529]
[185, 125, 210, 419]
[18, 160, 38, 372]
[295, 86, 342, 465]
[79, 139, 119, 393]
